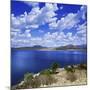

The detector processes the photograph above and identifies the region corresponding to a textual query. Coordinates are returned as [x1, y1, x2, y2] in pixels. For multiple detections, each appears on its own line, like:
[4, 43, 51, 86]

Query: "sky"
[11, 1, 87, 48]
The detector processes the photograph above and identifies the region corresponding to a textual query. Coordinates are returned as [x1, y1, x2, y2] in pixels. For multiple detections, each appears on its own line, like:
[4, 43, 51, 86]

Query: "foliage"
[77, 64, 87, 70]
[24, 72, 33, 83]
[40, 69, 52, 75]
[23, 72, 33, 88]
[39, 74, 56, 85]
[50, 62, 59, 73]
[17, 72, 40, 88]
[16, 71, 56, 89]
[64, 65, 77, 82]
[30, 76, 41, 88]
[64, 65, 75, 73]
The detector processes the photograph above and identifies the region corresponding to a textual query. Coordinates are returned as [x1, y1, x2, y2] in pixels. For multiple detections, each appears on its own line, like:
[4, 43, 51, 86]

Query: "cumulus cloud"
[11, 2, 60, 47]
[11, 29, 86, 47]
[23, 2, 39, 7]
[49, 13, 79, 30]
[49, 5, 87, 31]
[11, 3, 58, 29]
[75, 22, 87, 44]
[11, 2, 87, 47]
[79, 5, 87, 20]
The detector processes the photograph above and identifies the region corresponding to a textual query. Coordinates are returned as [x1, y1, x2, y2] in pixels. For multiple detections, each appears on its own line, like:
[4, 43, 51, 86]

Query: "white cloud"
[11, 3, 87, 47]
[24, 29, 31, 37]
[11, 29, 86, 47]
[77, 22, 86, 31]
[14, 0, 39, 7]
[49, 5, 87, 31]
[49, 13, 80, 31]
[38, 30, 44, 33]
[24, 2, 39, 7]
[45, 3, 58, 11]
[79, 5, 87, 20]
[11, 15, 22, 29]
[11, 3, 58, 30]
[11, 22, 87, 47]
[75, 22, 87, 43]
[57, 13, 79, 30]
[25, 24, 39, 29]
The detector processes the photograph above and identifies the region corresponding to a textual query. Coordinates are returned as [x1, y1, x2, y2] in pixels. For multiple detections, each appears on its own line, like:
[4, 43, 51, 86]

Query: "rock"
[18, 81, 24, 86]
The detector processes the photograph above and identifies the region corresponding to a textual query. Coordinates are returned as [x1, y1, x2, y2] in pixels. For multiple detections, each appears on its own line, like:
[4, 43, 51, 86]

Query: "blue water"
[11, 49, 87, 85]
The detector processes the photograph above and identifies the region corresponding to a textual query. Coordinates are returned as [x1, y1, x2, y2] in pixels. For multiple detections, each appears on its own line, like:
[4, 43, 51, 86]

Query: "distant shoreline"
[12, 48, 87, 51]
[11, 44, 87, 50]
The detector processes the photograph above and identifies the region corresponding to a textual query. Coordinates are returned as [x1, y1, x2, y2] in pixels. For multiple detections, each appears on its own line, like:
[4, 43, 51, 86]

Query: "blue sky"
[11, 1, 87, 47]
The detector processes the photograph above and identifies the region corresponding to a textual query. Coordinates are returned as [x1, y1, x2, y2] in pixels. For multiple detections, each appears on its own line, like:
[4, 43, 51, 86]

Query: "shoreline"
[12, 48, 87, 51]
[40, 68, 87, 88]
[13, 65, 87, 89]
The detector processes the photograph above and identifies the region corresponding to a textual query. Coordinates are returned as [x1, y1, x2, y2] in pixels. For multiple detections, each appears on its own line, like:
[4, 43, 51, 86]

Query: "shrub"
[64, 65, 75, 73]
[64, 65, 76, 82]
[40, 69, 52, 75]
[23, 72, 33, 88]
[78, 64, 87, 70]
[16, 66, 58, 89]
[39, 68, 56, 85]
[24, 72, 33, 80]
[30, 76, 41, 88]
[50, 62, 59, 73]
[39, 74, 56, 85]
[17, 70, 56, 88]
[24, 72, 33, 82]
[66, 72, 77, 82]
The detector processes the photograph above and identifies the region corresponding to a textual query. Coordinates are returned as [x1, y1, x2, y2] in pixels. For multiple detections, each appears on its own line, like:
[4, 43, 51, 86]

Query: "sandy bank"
[40, 68, 87, 87]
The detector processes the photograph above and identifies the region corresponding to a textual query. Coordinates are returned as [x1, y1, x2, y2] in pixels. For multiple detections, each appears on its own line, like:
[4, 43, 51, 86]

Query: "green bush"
[23, 72, 33, 88]
[17, 71, 56, 88]
[50, 62, 59, 73]
[77, 64, 87, 70]
[64, 65, 77, 82]
[40, 69, 52, 75]
[24, 72, 33, 82]
[39, 68, 56, 85]
[64, 65, 75, 73]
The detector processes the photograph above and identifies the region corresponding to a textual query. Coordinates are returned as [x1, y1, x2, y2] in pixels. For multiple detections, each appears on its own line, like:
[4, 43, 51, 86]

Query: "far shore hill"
[12, 45, 87, 51]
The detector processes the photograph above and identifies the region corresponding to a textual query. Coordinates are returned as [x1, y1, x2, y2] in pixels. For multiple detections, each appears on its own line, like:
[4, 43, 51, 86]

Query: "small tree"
[51, 62, 59, 73]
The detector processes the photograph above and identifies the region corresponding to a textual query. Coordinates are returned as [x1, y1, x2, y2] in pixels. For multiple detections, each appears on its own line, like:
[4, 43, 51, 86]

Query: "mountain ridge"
[12, 44, 87, 50]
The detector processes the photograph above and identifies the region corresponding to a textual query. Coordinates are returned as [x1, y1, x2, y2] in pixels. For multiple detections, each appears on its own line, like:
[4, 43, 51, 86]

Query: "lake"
[11, 49, 87, 85]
